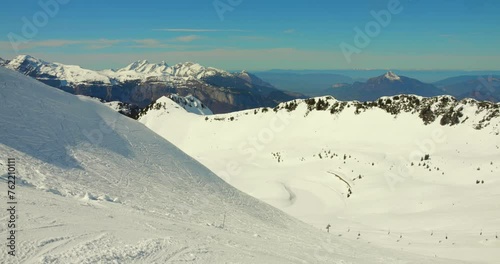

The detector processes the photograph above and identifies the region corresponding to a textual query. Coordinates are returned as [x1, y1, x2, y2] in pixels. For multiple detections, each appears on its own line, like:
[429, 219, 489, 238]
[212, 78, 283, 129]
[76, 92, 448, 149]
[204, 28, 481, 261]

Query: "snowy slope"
[102, 100, 141, 118]
[139, 95, 500, 263]
[165, 94, 213, 115]
[137, 95, 212, 123]
[77, 96, 141, 118]
[0, 67, 456, 263]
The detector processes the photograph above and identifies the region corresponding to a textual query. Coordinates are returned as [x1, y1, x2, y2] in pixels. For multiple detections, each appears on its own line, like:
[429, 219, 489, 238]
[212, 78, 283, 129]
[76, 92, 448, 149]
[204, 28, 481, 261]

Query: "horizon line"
[2, 54, 500, 73]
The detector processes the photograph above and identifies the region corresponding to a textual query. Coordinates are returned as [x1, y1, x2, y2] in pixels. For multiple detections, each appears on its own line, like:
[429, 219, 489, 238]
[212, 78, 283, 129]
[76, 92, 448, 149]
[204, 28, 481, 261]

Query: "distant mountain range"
[2, 55, 499, 114]
[435, 75, 500, 102]
[326, 71, 445, 101]
[255, 70, 500, 103]
[1, 55, 303, 114]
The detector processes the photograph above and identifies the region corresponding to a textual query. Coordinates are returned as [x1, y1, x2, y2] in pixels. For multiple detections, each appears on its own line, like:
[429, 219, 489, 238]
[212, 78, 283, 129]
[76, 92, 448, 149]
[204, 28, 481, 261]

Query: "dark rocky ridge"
[270, 94, 499, 132]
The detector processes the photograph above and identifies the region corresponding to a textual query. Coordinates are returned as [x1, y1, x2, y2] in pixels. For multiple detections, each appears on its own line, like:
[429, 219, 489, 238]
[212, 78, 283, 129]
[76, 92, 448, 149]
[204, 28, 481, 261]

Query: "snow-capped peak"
[237, 70, 251, 78]
[120, 60, 150, 71]
[13, 54, 40, 62]
[6, 55, 113, 85]
[9, 54, 47, 69]
[118, 60, 169, 74]
[168, 62, 229, 79]
[384, 71, 401, 81]
[138, 93, 213, 118]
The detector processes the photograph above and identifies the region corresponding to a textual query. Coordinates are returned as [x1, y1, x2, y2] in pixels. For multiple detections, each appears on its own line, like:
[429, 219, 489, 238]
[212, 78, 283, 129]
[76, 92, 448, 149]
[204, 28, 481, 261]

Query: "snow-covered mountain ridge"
[6, 55, 115, 85]
[138, 91, 500, 263]
[206, 95, 499, 132]
[3, 55, 301, 113]
[86, 93, 211, 119]
[137, 94, 213, 118]
[104, 60, 232, 83]
[5, 55, 231, 85]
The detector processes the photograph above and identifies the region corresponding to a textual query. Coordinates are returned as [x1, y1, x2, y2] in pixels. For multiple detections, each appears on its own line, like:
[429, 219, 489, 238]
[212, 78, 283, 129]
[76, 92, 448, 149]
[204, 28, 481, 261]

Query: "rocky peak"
[384, 71, 401, 81]
[118, 60, 169, 74]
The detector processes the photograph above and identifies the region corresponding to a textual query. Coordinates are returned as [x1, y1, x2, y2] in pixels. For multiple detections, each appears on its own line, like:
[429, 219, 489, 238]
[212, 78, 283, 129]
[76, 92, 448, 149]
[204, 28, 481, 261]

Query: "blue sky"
[1, 0, 499, 70]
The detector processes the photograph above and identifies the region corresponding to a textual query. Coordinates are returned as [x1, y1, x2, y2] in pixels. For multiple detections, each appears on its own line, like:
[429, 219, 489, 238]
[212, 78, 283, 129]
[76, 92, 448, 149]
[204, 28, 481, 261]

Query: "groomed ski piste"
[139, 90, 500, 263]
[0, 67, 463, 263]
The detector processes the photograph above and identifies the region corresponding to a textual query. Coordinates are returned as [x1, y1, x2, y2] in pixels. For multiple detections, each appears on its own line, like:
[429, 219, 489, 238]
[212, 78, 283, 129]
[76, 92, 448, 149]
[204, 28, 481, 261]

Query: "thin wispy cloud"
[234, 36, 270, 41]
[19, 39, 82, 48]
[134, 39, 161, 46]
[0, 38, 195, 51]
[84, 39, 124, 50]
[128, 39, 171, 49]
[153, 28, 247, 32]
[0, 39, 125, 51]
[284, 29, 295, 34]
[173, 35, 202, 42]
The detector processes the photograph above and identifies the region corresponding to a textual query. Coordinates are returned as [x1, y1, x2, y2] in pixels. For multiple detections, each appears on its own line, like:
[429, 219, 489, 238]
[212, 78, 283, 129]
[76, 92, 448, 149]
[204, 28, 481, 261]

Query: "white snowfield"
[0, 67, 459, 263]
[139, 94, 500, 263]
